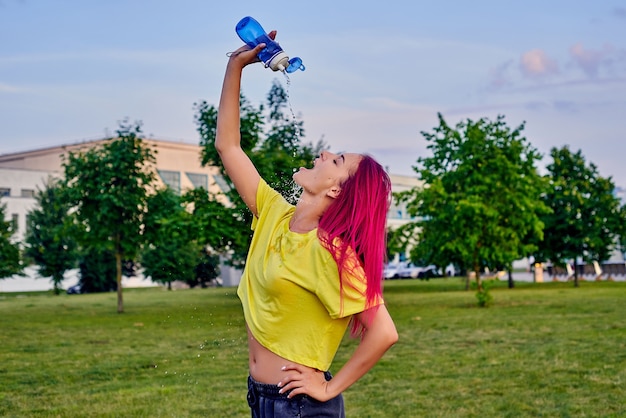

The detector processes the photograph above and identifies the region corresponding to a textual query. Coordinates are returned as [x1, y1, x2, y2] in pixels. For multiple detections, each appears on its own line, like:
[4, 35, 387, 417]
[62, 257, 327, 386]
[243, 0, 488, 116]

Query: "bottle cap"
[268, 51, 290, 71]
[286, 57, 305, 73]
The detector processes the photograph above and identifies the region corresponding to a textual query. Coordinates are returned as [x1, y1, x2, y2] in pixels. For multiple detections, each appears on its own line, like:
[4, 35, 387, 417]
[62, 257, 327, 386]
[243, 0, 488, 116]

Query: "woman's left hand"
[277, 364, 334, 401]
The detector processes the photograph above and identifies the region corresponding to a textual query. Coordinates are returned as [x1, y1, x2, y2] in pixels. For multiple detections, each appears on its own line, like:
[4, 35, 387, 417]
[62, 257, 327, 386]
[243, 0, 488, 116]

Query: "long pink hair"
[317, 155, 391, 336]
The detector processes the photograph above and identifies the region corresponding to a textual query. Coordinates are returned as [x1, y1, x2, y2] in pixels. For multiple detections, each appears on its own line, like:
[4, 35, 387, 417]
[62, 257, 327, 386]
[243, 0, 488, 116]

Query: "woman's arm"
[215, 35, 275, 217]
[278, 304, 398, 401]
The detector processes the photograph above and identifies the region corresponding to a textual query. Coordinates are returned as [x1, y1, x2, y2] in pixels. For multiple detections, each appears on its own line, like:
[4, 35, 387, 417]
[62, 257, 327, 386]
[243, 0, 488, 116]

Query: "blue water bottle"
[235, 16, 305, 73]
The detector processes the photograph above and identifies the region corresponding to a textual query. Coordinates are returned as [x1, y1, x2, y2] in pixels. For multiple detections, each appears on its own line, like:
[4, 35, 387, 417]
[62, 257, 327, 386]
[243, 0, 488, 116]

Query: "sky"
[1, 0, 625, 187]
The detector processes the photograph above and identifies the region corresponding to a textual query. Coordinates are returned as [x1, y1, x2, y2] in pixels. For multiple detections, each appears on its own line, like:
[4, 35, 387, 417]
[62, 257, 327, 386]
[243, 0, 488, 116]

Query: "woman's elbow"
[375, 319, 398, 351]
[386, 325, 399, 348]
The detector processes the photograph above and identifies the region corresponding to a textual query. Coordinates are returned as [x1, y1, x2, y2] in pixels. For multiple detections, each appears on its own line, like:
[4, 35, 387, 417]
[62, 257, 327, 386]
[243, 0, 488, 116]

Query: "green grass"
[1, 279, 625, 417]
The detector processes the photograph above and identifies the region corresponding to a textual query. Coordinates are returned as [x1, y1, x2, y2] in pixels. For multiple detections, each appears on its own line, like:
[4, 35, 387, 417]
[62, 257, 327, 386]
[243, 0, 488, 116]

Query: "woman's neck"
[289, 199, 326, 233]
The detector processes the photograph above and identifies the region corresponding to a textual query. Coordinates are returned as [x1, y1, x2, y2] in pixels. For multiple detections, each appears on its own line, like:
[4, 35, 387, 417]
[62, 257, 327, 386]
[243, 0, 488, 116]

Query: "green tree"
[77, 247, 119, 293]
[193, 251, 221, 288]
[536, 146, 625, 287]
[182, 187, 247, 266]
[0, 203, 23, 279]
[62, 120, 156, 312]
[619, 205, 626, 258]
[256, 79, 318, 198]
[194, 80, 325, 265]
[24, 178, 78, 294]
[141, 187, 202, 289]
[395, 113, 548, 298]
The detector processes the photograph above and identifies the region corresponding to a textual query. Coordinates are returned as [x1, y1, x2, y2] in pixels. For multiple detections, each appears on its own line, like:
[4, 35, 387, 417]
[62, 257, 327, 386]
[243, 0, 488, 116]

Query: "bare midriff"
[246, 326, 316, 384]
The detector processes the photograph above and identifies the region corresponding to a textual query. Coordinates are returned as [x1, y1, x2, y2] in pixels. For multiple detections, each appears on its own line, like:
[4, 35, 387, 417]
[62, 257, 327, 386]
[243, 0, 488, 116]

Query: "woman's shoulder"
[257, 179, 293, 213]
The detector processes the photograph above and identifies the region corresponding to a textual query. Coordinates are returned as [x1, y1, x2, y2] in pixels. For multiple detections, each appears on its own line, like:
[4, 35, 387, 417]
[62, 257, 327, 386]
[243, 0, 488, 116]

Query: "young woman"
[216, 32, 398, 418]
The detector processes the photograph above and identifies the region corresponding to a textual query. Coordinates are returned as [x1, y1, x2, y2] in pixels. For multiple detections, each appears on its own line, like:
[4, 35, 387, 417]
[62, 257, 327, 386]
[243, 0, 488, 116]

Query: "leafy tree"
[395, 113, 548, 297]
[619, 206, 626, 258]
[256, 79, 316, 198]
[141, 187, 202, 289]
[77, 247, 118, 293]
[535, 146, 625, 287]
[0, 203, 23, 279]
[182, 187, 248, 266]
[24, 178, 78, 294]
[62, 120, 156, 312]
[194, 80, 325, 265]
[193, 251, 221, 288]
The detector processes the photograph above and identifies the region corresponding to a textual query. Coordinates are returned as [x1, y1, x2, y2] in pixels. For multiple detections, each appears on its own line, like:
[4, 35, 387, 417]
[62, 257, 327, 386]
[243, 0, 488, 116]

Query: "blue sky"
[1, 0, 625, 186]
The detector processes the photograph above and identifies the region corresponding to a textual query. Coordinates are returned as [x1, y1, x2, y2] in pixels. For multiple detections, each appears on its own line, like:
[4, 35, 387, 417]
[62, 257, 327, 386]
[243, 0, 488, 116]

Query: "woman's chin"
[292, 167, 306, 182]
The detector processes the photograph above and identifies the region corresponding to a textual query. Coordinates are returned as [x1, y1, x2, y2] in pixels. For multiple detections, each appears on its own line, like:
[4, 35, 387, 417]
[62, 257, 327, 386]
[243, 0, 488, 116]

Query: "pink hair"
[317, 155, 391, 336]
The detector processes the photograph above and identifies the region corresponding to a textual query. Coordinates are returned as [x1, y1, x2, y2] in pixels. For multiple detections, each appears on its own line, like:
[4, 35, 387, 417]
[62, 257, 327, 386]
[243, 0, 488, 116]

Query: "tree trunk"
[116, 251, 124, 313]
[573, 260, 579, 288]
[474, 267, 482, 291]
[53, 273, 63, 295]
[507, 269, 515, 289]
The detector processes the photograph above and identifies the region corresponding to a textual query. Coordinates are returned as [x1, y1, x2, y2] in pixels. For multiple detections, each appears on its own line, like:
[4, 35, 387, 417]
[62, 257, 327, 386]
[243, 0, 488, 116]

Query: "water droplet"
[282, 72, 302, 142]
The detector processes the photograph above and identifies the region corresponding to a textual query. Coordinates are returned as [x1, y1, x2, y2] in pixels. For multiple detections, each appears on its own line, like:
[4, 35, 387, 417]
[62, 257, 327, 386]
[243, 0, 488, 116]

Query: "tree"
[77, 247, 118, 293]
[194, 80, 325, 265]
[141, 187, 202, 289]
[0, 203, 23, 279]
[62, 120, 156, 312]
[395, 113, 548, 299]
[24, 178, 78, 294]
[256, 79, 319, 198]
[193, 251, 221, 288]
[535, 146, 625, 287]
[182, 187, 248, 267]
[619, 206, 626, 259]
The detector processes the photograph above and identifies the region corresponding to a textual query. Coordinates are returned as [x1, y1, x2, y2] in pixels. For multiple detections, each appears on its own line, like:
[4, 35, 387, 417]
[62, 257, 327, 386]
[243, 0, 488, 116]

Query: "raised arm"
[215, 38, 273, 217]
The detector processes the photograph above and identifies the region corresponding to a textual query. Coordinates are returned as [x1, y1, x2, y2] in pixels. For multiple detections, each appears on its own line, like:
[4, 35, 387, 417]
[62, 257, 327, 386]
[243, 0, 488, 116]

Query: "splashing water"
[270, 71, 305, 205]
[285, 181, 303, 205]
[282, 72, 302, 146]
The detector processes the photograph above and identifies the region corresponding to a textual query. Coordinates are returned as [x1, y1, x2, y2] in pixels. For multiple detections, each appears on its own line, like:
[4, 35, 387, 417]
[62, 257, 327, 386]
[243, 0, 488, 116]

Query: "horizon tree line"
[1, 80, 625, 310]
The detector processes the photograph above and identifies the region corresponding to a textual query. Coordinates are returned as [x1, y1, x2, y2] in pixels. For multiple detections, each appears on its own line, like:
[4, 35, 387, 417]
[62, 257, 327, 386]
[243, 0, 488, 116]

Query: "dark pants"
[247, 372, 345, 418]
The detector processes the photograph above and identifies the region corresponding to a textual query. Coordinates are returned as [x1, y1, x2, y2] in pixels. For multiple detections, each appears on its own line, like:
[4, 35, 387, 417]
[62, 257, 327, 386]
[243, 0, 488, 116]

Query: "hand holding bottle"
[228, 30, 278, 69]
[235, 16, 305, 73]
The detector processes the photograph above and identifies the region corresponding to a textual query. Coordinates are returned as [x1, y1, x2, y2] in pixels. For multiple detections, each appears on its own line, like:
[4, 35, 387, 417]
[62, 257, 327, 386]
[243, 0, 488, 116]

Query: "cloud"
[488, 43, 626, 94]
[489, 59, 515, 88]
[614, 7, 626, 19]
[0, 82, 22, 93]
[519, 49, 559, 79]
[568, 43, 615, 77]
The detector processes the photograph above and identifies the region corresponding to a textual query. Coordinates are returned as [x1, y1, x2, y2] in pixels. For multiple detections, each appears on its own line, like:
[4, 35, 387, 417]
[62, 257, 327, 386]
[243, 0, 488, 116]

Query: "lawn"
[1, 279, 624, 417]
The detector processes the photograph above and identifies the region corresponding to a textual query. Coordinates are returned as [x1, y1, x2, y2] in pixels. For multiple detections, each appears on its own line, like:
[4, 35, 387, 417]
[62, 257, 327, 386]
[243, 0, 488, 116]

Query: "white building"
[0, 167, 60, 243]
[0, 138, 237, 291]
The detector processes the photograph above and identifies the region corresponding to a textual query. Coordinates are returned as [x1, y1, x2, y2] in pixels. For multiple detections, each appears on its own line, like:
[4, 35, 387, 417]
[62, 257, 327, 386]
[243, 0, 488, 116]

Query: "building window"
[11, 213, 18, 232]
[212, 173, 231, 193]
[157, 170, 181, 194]
[21, 189, 35, 198]
[186, 172, 208, 190]
[0, 187, 10, 197]
[25, 213, 33, 236]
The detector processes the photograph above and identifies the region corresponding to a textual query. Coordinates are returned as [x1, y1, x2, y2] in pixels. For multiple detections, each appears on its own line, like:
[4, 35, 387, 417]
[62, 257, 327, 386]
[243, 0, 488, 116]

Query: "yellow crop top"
[237, 179, 383, 371]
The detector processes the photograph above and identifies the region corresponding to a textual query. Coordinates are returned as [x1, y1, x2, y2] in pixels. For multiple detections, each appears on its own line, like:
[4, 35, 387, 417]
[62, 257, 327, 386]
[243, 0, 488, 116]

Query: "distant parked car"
[417, 265, 440, 280]
[66, 283, 84, 295]
[417, 264, 457, 279]
[397, 263, 424, 279]
[384, 262, 406, 279]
